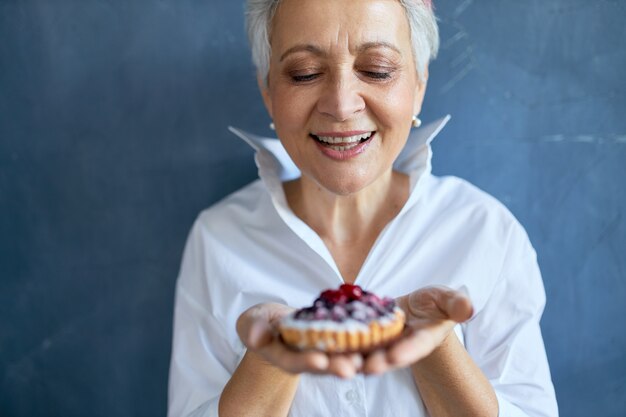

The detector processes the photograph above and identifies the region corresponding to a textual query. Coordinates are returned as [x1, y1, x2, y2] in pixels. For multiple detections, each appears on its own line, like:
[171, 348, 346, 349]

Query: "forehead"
[270, 0, 411, 57]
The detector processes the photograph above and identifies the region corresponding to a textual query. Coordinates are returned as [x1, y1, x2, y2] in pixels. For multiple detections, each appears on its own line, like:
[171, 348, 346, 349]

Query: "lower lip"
[313, 133, 375, 161]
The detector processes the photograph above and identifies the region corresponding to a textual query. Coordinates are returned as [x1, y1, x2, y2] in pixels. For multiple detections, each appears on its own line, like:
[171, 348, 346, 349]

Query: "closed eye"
[292, 73, 321, 83]
[361, 71, 392, 80]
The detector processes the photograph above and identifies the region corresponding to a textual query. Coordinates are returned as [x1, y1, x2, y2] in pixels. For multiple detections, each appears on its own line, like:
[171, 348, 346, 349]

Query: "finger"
[328, 354, 360, 379]
[387, 322, 452, 365]
[350, 353, 364, 372]
[387, 333, 435, 365]
[395, 295, 410, 317]
[259, 341, 330, 374]
[445, 294, 473, 322]
[404, 288, 450, 320]
[426, 287, 473, 322]
[237, 303, 294, 349]
[246, 319, 274, 349]
[363, 349, 389, 375]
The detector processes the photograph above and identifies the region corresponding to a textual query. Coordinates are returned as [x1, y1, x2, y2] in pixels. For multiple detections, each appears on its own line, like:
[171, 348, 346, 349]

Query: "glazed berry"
[294, 307, 315, 320]
[314, 307, 330, 320]
[361, 293, 382, 305]
[352, 309, 367, 321]
[339, 284, 363, 301]
[319, 289, 335, 301]
[320, 289, 348, 304]
[331, 305, 347, 321]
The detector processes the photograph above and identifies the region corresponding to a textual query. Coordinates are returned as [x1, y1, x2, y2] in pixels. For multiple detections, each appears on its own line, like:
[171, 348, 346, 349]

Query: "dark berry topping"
[295, 284, 397, 323]
[339, 283, 363, 300]
[319, 289, 348, 304]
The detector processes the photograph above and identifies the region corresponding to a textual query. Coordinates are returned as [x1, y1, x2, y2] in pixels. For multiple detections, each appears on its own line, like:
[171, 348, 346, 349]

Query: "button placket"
[341, 375, 367, 416]
[344, 388, 360, 405]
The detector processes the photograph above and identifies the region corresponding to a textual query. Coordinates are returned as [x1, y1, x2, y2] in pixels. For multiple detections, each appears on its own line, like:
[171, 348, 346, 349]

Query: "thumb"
[246, 319, 275, 349]
[236, 306, 273, 348]
[444, 293, 474, 323]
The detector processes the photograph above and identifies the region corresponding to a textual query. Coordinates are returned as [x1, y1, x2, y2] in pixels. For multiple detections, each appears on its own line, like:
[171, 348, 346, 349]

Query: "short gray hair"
[245, 0, 439, 83]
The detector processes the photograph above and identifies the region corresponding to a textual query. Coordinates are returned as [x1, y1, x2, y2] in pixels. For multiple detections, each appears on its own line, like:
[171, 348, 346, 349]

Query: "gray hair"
[245, 0, 439, 84]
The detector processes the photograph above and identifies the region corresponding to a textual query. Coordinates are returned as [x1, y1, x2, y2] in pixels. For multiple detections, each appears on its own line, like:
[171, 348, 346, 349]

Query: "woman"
[168, 0, 558, 416]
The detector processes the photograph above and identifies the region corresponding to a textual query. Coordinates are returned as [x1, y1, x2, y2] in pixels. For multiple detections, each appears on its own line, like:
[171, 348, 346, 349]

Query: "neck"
[284, 170, 409, 245]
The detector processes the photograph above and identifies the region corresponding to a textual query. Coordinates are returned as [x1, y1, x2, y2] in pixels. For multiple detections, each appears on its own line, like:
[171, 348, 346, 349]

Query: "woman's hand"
[237, 303, 364, 378]
[237, 286, 472, 378]
[362, 286, 474, 374]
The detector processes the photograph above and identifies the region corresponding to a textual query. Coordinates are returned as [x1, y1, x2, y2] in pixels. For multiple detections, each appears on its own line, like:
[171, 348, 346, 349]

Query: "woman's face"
[260, 0, 426, 195]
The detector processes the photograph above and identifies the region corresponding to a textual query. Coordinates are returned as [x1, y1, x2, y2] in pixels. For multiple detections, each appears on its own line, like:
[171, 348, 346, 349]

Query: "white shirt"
[168, 117, 559, 417]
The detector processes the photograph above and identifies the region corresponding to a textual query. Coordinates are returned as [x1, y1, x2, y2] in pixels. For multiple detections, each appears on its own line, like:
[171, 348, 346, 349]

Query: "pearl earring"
[269, 122, 275, 130]
[412, 115, 422, 128]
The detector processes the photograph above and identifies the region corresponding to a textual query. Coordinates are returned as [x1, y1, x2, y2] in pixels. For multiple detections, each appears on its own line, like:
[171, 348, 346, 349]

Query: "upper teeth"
[316, 132, 373, 144]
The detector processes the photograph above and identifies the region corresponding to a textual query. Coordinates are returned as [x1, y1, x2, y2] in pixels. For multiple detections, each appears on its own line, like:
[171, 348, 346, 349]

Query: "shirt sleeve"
[167, 218, 241, 417]
[464, 222, 559, 417]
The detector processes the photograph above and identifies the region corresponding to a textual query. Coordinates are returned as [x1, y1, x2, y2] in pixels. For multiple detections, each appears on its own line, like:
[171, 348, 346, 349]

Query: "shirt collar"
[227, 116, 451, 278]
[228, 115, 450, 193]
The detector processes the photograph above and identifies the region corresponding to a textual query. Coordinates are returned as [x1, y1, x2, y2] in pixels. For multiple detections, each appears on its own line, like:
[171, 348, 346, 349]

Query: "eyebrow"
[279, 41, 402, 62]
[357, 41, 402, 55]
[279, 44, 324, 61]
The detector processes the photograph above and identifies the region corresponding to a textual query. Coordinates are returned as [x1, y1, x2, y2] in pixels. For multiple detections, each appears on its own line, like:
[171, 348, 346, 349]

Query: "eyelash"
[361, 71, 392, 80]
[290, 71, 393, 83]
[291, 73, 321, 83]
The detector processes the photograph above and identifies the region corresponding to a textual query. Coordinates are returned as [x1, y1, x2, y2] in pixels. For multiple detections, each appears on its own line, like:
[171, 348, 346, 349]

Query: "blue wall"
[1, 1, 624, 416]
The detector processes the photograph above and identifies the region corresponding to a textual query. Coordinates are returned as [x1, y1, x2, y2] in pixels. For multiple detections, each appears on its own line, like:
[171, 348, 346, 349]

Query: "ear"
[413, 66, 429, 115]
[257, 75, 273, 119]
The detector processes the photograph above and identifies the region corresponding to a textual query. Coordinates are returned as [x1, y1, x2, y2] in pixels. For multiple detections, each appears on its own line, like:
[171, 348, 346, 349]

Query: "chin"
[297, 157, 388, 197]
[313, 174, 374, 197]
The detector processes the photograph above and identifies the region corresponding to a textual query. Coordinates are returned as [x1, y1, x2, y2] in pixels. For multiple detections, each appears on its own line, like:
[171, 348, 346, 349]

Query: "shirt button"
[345, 389, 360, 404]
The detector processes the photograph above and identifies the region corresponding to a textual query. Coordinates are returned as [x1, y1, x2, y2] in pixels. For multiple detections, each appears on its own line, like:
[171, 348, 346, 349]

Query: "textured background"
[1, 0, 625, 416]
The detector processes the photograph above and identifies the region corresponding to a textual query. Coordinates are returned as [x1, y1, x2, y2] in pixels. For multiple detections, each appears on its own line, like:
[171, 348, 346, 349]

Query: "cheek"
[382, 83, 416, 122]
[363, 81, 416, 131]
[269, 87, 316, 166]
[271, 87, 314, 129]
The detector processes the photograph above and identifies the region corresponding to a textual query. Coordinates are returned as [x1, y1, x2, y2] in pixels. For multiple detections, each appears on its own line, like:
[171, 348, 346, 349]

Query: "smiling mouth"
[309, 131, 375, 151]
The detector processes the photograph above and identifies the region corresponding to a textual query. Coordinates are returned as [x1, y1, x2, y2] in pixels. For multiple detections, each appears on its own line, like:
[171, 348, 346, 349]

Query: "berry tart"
[279, 284, 405, 353]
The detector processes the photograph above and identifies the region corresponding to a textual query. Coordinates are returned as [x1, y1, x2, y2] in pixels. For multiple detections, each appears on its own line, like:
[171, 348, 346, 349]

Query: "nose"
[316, 72, 365, 122]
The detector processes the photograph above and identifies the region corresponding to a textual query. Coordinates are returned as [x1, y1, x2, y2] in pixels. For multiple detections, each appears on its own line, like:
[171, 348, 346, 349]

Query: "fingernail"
[352, 355, 363, 369]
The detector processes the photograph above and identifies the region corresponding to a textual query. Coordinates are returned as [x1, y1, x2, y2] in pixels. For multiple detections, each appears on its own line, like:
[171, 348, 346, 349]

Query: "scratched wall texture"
[426, 2, 626, 416]
[0, 0, 624, 416]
